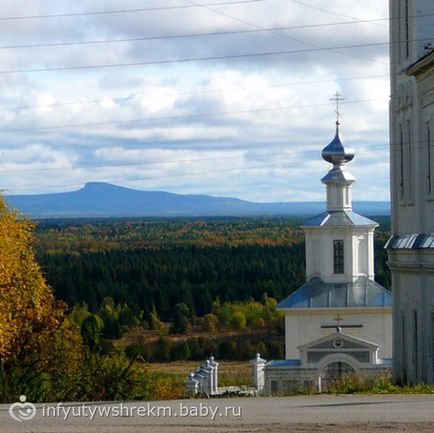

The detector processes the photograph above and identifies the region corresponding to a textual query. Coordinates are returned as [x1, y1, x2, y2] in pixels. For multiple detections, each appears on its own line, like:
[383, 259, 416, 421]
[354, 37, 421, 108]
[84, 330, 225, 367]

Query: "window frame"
[427, 117, 434, 201]
[333, 239, 345, 275]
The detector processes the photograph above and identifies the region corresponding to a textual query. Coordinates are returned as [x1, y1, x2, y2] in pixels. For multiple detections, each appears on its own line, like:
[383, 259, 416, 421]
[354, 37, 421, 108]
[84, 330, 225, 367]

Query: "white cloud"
[0, 0, 390, 201]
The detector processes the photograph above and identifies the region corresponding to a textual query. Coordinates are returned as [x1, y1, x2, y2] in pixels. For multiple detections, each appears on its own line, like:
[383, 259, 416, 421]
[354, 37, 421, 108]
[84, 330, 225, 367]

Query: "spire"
[322, 92, 354, 167]
[330, 91, 344, 124]
[321, 93, 356, 211]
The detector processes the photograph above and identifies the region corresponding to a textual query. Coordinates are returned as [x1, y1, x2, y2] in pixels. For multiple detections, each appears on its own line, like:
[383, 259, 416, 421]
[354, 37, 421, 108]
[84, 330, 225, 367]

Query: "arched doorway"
[320, 361, 356, 390]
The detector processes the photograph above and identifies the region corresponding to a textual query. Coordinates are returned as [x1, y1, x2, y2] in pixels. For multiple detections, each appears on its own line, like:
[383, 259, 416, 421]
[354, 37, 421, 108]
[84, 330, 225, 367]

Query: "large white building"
[259, 120, 393, 394]
[386, 0, 434, 385]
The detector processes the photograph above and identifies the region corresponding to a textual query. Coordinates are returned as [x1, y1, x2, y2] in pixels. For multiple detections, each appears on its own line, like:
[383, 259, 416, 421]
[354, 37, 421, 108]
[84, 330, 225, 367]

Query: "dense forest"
[35, 216, 391, 329]
[0, 195, 393, 401]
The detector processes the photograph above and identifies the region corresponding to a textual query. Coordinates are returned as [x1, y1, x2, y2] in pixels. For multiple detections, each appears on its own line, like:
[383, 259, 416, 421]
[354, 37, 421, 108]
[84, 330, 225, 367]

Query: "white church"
[254, 119, 393, 393]
[185, 118, 394, 396]
[186, 1, 434, 395]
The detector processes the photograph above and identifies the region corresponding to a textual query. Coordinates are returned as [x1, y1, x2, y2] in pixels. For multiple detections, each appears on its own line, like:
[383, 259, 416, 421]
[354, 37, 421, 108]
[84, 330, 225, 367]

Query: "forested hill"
[7, 182, 390, 218]
[35, 217, 391, 323]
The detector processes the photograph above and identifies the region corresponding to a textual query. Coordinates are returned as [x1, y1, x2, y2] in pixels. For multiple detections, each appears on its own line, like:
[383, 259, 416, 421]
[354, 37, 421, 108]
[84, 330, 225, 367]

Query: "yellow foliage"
[0, 196, 66, 361]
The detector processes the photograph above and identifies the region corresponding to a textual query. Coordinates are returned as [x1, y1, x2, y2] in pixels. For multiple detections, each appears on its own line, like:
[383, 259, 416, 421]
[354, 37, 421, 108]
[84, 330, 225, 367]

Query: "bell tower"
[276, 98, 392, 369]
[302, 103, 378, 283]
[321, 121, 355, 213]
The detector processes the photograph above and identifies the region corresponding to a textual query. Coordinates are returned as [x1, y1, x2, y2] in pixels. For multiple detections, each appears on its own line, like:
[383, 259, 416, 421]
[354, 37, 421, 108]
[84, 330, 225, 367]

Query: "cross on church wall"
[334, 314, 343, 326]
[321, 313, 363, 330]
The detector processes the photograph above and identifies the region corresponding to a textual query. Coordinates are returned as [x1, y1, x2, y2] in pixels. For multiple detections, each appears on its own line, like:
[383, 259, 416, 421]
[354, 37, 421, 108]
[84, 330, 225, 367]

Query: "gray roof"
[385, 233, 434, 250]
[266, 359, 301, 367]
[406, 50, 434, 76]
[303, 210, 378, 228]
[277, 276, 392, 309]
[321, 167, 355, 183]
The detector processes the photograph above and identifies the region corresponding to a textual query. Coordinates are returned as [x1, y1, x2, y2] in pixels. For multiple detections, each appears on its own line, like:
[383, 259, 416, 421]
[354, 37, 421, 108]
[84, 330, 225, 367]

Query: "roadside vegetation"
[267, 373, 434, 397]
[325, 374, 434, 395]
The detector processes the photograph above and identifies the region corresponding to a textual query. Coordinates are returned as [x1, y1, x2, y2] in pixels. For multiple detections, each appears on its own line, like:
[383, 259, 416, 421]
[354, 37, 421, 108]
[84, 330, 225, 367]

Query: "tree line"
[39, 243, 305, 321]
[0, 202, 391, 402]
[36, 217, 390, 330]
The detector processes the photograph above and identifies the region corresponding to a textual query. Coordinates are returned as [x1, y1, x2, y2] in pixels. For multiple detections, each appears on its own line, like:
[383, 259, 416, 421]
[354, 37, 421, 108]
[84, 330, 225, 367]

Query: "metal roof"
[303, 210, 378, 228]
[321, 167, 355, 183]
[406, 49, 434, 77]
[322, 122, 355, 166]
[385, 233, 434, 249]
[266, 359, 301, 367]
[277, 276, 392, 309]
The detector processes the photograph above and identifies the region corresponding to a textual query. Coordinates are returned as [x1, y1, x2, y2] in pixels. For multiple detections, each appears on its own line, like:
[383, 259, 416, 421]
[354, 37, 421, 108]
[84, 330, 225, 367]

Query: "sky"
[0, 0, 390, 202]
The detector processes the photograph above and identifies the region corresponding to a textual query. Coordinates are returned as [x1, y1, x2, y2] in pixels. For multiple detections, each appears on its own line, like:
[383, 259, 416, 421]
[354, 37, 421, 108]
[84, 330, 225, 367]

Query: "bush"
[189, 339, 205, 360]
[230, 312, 247, 331]
[153, 336, 172, 362]
[218, 341, 237, 359]
[170, 341, 191, 361]
[265, 341, 284, 359]
[237, 340, 254, 360]
[170, 303, 191, 334]
[124, 343, 145, 359]
[76, 352, 154, 401]
[201, 313, 218, 332]
[81, 314, 104, 350]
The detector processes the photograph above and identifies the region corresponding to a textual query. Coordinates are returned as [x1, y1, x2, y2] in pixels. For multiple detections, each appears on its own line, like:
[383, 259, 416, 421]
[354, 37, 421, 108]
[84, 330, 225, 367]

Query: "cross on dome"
[321, 92, 355, 167]
[330, 91, 345, 125]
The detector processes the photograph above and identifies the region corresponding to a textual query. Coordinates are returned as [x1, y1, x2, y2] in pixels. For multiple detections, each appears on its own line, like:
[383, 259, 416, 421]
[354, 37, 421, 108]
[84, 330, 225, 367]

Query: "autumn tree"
[170, 303, 191, 334]
[0, 196, 81, 401]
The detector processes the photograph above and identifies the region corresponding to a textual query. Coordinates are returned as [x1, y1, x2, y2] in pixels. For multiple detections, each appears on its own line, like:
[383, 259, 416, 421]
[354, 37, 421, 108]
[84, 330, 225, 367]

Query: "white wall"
[284, 308, 392, 360]
[389, 0, 434, 236]
[304, 227, 375, 282]
[389, 249, 434, 384]
[413, 1, 434, 61]
[388, 0, 434, 385]
[325, 183, 352, 211]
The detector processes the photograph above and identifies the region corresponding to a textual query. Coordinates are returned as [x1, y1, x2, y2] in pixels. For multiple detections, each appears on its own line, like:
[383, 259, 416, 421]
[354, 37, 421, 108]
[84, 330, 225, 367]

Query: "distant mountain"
[5, 182, 390, 218]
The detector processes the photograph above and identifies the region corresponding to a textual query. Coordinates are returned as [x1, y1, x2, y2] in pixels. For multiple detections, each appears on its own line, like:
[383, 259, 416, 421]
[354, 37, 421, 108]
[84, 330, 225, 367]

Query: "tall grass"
[269, 373, 434, 396]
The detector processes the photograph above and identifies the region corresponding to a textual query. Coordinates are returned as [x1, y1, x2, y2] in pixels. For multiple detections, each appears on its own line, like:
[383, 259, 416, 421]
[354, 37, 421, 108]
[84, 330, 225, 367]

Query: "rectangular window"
[402, 311, 407, 383]
[431, 311, 434, 381]
[333, 240, 344, 274]
[397, 1, 402, 64]
[428, 124, 432, 195]
[413, 310, 418, 379]
[407, 120, 412, 199]
[400, 125, 404, 200]
[405, 0, 410, 58]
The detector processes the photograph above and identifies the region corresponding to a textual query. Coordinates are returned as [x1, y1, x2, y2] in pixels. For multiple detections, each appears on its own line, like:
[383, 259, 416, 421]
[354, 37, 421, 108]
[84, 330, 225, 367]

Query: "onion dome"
[322, 121, 355, 166]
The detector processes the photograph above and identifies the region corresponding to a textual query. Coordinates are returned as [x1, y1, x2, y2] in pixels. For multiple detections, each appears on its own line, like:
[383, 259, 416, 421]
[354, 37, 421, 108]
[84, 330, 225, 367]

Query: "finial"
[322, 94, 354, 167]
[330, 91, 344, 125]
